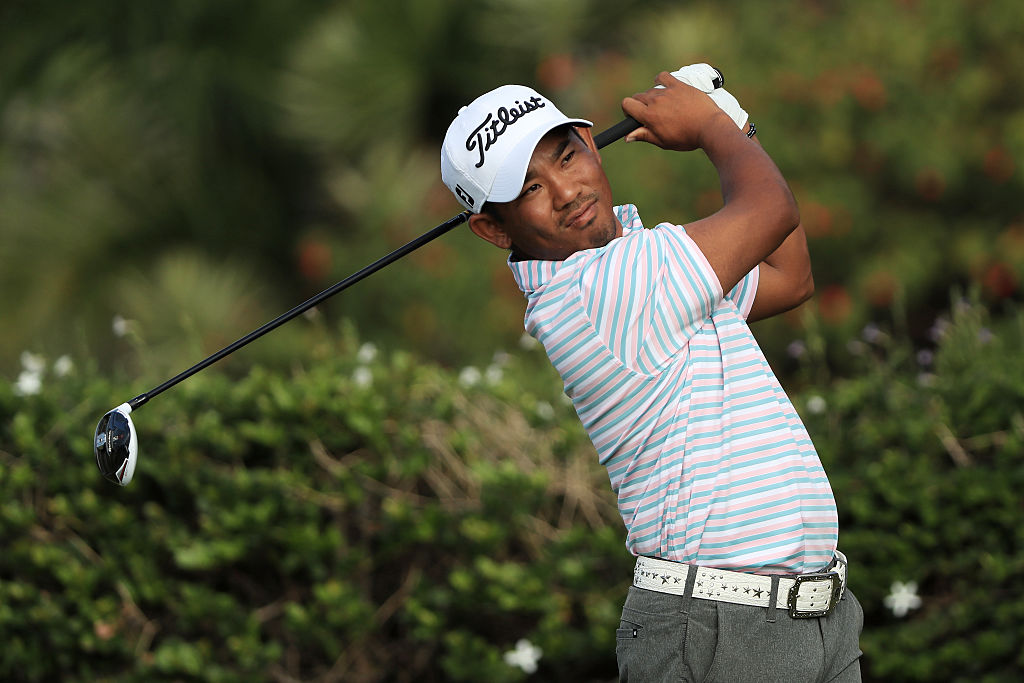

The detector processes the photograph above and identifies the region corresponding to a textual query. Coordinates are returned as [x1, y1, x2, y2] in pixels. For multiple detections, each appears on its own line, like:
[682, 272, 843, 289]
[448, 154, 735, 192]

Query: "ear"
[468, 212, 513, 250]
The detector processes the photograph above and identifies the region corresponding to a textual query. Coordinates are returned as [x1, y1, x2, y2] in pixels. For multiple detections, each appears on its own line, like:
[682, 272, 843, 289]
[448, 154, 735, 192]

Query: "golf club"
[94, 68, 724, 486]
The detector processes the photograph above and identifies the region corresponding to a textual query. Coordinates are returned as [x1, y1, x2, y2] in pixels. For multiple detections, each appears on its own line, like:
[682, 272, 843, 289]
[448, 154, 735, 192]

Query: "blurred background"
[4, 0, 1022, 381]
[2, 0, 1022, 680]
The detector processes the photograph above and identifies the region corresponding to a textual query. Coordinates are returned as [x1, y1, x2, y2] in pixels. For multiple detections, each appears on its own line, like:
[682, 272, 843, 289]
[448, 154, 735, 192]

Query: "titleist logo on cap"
[465, 96, 546, 169]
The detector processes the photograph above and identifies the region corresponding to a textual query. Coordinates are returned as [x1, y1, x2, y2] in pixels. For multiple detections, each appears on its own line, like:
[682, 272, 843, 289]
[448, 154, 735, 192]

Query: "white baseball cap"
[441, 84, 592, 212]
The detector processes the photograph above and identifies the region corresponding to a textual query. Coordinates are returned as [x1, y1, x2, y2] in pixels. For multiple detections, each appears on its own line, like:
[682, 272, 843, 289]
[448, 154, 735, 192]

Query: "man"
[440, 65, 863, 682]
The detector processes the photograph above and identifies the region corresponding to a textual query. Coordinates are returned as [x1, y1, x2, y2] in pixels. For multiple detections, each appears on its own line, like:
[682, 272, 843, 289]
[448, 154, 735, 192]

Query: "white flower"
[503, 639, 542, 674]
[21, 352, 46, 374]
[491, 350, 511, 366]
[518, 333, 540, 350]
[458, 366, 481, 387]
[112, 315, 129, 338]
[977, 328, 994, 345]
[15, 352, 45, 396]
[535, 401, 555, 420]
[356, 342, 378, 364]
[916, 349, 934, 367]
[917, 373, 937, 388]
[352, 366, 373, 388]
[806, 395, 827, 415]
[15, 371, 42, 396]
[883, 581, 922, 617]
[53, 355, 73, 377]
[846, 340, 867, 356]
[787, 340, 807, 359]
[927, 318, 949, 343]
[485, 364, 503, 385]
[861, 322, 884, 343]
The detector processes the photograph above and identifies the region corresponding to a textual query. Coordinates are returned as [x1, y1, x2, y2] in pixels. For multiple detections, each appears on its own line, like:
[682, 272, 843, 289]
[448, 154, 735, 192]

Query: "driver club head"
[94, 403, 138, 486]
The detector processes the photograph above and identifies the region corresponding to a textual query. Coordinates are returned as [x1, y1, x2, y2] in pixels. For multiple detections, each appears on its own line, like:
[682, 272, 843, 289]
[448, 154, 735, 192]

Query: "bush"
[794, 295, 1024, 681]
[2, 299, 1022, 681]
[1, 330, 627, 681]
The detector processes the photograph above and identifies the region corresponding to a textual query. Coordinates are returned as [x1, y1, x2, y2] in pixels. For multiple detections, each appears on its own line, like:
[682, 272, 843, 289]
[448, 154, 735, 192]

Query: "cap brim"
[486, 118, 593, 205]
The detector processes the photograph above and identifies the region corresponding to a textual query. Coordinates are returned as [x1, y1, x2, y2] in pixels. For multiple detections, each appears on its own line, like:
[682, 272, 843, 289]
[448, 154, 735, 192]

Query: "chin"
[588, 216, 619, 249]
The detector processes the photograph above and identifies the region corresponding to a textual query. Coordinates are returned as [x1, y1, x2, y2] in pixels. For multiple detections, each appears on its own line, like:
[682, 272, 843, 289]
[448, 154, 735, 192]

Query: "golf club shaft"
[125, 115, 641, 411]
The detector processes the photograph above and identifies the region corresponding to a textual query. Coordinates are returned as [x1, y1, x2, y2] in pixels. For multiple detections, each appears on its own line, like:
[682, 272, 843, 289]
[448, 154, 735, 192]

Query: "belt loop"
[680, 564, 699, 615]
[766, 576, 781, 623]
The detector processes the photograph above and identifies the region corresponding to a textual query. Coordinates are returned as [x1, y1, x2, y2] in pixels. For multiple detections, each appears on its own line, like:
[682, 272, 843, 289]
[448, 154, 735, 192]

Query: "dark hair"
[480, 200, 504, 223]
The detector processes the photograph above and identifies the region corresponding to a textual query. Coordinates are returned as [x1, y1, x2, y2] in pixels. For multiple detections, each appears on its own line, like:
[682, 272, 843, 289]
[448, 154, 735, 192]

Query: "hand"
[620, 71, 735, 151]
[668, 64, 748, 130]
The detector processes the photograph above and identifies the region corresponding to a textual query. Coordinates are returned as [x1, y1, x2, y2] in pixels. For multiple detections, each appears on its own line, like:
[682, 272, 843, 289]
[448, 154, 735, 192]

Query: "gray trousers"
[616, 584, 864, 682]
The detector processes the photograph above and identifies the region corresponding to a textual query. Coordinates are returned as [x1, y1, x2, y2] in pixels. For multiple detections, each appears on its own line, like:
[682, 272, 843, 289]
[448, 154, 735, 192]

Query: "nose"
[549, 173, 580, 211]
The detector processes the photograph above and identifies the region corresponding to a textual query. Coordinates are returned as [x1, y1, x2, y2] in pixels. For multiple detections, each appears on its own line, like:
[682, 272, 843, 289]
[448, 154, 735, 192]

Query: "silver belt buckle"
[787, 572, 843, 619]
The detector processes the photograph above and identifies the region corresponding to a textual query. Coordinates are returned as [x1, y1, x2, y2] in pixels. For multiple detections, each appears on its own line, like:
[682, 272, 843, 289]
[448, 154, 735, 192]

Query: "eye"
[520, 183, 541, 198]
[562, 150, 575, 165]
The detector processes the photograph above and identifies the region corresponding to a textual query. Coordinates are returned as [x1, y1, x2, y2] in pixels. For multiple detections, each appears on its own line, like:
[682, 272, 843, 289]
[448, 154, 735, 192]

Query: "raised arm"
[744, 135, 814, 322]
[622, 73, 800, 296]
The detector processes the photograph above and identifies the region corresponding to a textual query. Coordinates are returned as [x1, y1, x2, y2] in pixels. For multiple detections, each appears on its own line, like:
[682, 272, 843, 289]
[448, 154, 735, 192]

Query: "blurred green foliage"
[2, 0, 1021, 380]
[2, 298, 1023, 680]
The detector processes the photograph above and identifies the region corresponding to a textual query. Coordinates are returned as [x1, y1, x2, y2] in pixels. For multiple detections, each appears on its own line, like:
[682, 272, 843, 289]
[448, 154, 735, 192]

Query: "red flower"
[915, 167, 946, 202]
[983, 147, 1014, 184]
[850, 70, 886, 111]
[818, 284, 853, 324]
[982, 262, 1017, 298]
[297, 237, 332, 283]
[863, 269, 899, 308]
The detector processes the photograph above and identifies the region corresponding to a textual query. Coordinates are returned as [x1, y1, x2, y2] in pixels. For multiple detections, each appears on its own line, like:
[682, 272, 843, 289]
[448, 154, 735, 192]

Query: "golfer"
[441, 65, 863, 682]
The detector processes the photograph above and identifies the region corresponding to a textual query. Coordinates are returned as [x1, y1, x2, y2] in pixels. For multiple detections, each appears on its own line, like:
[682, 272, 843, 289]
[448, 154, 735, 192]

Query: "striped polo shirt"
[509, 204, 838, 574]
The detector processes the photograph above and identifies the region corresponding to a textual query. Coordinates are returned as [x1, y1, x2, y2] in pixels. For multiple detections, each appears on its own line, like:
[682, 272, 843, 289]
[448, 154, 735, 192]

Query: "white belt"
[632, 551, 848, 619]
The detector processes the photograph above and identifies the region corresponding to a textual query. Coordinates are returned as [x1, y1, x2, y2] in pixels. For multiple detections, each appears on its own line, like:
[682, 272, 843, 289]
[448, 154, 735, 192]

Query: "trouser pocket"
[615, 601, 688, 683]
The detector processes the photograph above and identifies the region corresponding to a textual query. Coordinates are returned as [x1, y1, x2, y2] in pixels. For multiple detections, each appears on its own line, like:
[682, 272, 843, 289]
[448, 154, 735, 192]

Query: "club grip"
[593, 117, 641, 149]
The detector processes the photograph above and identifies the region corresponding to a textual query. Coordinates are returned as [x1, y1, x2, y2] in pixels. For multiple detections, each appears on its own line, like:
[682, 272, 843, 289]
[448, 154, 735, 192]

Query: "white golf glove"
[663, 63, 749, 130]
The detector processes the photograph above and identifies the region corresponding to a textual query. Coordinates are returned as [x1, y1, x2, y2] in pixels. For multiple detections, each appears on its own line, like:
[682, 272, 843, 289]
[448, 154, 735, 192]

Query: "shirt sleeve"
[577, 222, 723, 373]
[724, 264, 760, 320]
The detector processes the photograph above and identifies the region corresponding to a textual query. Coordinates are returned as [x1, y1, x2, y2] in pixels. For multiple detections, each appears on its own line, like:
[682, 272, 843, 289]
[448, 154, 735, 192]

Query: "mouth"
[564, 196, 598, 230]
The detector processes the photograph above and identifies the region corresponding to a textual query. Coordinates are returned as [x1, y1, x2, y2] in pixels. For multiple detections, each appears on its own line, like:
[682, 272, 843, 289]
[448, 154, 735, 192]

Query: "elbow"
[778, 186, 800, 238]
[797, 268, 815, 305]
[794, 237, 815, 304]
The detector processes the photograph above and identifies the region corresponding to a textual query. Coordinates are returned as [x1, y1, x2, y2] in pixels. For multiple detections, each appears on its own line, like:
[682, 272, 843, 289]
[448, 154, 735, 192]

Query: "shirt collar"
[508, 204, 644, 294]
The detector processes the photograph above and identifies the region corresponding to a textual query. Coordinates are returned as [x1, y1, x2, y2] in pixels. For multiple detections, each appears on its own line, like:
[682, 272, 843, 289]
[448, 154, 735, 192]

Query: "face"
[468, 126, 621, 261]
